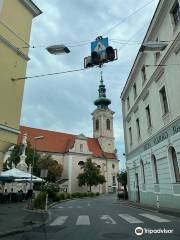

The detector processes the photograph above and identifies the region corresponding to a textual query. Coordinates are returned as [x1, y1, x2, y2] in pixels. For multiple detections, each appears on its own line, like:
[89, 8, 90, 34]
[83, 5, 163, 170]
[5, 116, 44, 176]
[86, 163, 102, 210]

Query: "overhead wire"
[11, 67, 90, 81]
[3, 0, 157, 50]
[101, 0, 155, 36]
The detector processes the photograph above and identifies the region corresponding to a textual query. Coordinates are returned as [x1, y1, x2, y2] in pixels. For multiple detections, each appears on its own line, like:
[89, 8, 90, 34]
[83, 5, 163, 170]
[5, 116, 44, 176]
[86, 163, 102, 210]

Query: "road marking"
[68, 206, 73, 208]
[87, 202, 91, 207]
[139, 213, 170, 223]
[77, 206, 83, 208]
[76, 215, 90, 225]
[100, 215, 116, 224]
[50, 216, 68, 226]
[118, 214, 143, 224]
[58, 206, 63, 208]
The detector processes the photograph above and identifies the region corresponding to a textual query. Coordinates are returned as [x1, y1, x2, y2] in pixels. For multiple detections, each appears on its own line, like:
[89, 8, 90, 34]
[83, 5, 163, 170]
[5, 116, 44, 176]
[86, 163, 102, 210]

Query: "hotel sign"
[144, 122, 180, 151]
[126, 118, 180, 161]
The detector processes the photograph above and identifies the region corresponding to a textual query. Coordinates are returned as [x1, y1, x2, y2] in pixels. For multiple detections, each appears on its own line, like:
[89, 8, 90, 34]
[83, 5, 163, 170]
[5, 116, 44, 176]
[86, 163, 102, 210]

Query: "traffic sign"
[91, 37, 109, 53]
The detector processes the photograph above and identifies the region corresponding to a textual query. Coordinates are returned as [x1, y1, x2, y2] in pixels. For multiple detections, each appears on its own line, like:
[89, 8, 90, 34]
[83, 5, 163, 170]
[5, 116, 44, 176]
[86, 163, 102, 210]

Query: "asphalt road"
[3, 194, 180, 240]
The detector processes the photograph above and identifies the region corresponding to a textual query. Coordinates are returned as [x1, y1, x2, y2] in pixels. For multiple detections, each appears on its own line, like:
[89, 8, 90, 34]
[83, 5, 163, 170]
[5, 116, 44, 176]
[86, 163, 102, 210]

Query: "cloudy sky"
[20, 0, 159, 169]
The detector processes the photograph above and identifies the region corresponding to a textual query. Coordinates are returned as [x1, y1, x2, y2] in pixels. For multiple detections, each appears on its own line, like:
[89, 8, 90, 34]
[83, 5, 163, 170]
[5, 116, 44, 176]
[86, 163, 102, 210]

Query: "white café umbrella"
[1, 168, 43, 182]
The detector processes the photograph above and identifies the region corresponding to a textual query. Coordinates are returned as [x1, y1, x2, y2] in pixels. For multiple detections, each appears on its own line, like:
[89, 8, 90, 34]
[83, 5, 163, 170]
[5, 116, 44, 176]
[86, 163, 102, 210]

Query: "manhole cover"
[102, 232, 130, 239]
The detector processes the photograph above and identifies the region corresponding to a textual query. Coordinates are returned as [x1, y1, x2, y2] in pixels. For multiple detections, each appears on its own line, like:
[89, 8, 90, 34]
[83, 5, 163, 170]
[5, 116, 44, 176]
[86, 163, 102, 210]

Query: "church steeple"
[94, 72, 111, 109]
[92, 73, 115, 153]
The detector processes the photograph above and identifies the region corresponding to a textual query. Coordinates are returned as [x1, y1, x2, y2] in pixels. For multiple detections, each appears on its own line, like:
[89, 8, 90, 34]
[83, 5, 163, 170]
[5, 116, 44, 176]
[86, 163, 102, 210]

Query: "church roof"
[17, 126, 116, 159]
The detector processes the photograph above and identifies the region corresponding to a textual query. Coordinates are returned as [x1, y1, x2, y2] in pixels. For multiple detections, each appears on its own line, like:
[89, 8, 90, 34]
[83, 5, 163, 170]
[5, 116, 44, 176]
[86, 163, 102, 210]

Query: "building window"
[171, 1, 180, 26]
[112, 163, 115, 169]
[152, 154, 159, 184]
[127, 96, 130, 110]
[141, 65, 147, 83]
[145, 105, 152, 128]
[133, 83, 137, 99]
[140, 160, 145, 184]
[78, 161, 84, 167]
[136, 118, 141, 139]
[129, 127, 132, 145]
[169, 147, 180, 182]
[80, 144, 83, 152]
[95, 119, 99, 130]
[106, 119, 110, 130]
[155, 37, 161, 62]
[159, 86, 169, 114]
[112, 176, 116, 185]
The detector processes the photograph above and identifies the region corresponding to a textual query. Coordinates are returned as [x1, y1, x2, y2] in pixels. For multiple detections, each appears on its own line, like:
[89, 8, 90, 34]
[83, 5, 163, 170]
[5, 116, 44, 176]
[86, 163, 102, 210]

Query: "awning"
[1, 168, 43, 182]
[0, 176, 14, 182]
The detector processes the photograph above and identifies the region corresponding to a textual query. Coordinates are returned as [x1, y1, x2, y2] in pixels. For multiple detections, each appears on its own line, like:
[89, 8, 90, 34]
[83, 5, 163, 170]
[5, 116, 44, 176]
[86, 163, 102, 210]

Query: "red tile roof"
[18, 126, 116, 159]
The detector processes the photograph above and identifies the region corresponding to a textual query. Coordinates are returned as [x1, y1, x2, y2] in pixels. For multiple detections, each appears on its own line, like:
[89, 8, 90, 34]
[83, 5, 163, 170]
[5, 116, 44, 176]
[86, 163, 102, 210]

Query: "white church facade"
[14, 76, 119, 193]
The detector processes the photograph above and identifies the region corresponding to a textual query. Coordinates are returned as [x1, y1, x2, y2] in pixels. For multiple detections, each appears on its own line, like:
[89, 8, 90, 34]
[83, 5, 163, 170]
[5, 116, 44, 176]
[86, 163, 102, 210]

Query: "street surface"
[3, 194, 180, 240]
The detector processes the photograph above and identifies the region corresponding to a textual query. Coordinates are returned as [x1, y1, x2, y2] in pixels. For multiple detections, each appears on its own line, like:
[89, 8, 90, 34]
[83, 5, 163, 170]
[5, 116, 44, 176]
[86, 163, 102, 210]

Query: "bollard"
[156, 195, 159, 209]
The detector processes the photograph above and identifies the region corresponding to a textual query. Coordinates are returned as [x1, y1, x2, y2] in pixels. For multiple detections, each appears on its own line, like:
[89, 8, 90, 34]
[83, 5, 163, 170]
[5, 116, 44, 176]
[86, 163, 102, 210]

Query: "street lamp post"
[29, 135, 44, 209]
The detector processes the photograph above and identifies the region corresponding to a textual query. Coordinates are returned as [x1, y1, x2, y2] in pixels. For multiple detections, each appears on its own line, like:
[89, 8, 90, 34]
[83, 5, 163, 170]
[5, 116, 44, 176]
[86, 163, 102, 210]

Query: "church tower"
[92, 74, 115, 153]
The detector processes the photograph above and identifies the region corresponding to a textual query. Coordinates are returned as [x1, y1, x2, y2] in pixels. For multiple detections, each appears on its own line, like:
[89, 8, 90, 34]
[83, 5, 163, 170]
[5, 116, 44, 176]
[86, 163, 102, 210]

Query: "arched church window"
[151, 154, 159, 184]
[96, 119, 99, 131]
[106, 119, 110, 130]
[169, 147, 180, 182]
[78, 161, 84, 167]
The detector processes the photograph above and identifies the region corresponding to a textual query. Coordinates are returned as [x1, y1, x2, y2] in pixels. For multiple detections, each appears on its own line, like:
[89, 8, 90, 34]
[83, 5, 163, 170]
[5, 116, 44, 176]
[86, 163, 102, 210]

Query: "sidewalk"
[125, 200, 180, 217]
[0, 201, 49, 238]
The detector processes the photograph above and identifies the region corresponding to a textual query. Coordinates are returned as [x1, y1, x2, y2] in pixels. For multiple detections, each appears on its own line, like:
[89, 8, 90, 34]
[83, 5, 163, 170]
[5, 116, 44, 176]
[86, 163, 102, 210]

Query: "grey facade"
[121, 0, 180, 211]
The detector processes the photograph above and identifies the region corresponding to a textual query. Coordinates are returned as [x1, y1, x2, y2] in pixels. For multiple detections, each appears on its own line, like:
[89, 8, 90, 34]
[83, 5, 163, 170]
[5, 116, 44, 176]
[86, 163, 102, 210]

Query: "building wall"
[0, 0, 41, 171]
[121, 0, 180, 210]
[67, 153, 119, 193]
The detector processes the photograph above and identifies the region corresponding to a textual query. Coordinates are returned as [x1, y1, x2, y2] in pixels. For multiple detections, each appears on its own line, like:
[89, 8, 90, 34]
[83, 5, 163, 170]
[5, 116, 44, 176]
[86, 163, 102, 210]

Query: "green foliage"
[38, 154, 63, 182]
[3, 145, 21, 170]
[41, 183, 60, 201]
[4, 142, 41, 173]
[117, 170, 127, 186]
[77, 158, 106, 192]
[55, 192, 71, 202]
[96, 192, 100, 196]
[89, 192, 95, 197]
[71, 192, 77, 198]
[117, 170, 128, 198]
[33, 192, 47, 209]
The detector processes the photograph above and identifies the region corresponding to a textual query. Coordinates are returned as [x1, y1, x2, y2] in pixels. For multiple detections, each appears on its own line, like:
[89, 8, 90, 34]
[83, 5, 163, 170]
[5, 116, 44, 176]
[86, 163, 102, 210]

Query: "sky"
[20, 0, 159, 170]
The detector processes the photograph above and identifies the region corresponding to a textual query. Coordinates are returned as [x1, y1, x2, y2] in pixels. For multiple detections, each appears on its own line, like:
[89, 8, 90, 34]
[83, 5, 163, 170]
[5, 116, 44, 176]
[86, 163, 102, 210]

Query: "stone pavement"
[0, 201, 49, 238]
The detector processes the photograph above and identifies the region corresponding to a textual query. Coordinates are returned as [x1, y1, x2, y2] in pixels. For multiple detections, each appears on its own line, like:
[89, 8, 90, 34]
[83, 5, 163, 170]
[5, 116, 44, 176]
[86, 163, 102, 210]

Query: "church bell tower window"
[106, 119, 110, 130]
[96, 119, 99, 131]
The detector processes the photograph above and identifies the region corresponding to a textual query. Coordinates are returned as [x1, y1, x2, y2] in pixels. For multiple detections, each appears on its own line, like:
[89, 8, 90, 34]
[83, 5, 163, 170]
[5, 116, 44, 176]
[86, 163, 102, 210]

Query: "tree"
[77, 158, 106, 192]
[38, 154, 63, 182]
[117, 170, 127, 196]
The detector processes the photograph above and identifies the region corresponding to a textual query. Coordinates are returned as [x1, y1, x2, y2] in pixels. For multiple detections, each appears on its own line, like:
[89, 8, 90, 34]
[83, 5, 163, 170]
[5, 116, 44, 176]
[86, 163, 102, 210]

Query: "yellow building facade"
[0, 0, 42, 171]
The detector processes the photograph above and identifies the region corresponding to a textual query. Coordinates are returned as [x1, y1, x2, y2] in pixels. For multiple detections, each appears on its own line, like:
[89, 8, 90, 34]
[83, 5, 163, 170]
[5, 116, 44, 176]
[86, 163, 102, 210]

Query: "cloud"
[21, 0, 159, 169]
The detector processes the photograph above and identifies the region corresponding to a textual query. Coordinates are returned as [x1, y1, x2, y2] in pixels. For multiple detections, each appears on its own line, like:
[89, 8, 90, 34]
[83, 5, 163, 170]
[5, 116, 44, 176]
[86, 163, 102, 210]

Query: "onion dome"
[94, 74, 111, 109]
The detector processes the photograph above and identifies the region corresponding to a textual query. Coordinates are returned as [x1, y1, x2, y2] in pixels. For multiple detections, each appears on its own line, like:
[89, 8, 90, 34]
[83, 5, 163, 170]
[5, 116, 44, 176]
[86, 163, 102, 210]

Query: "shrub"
[41, 183, 59, 201]
[71, 192, 76, 198]
[58, 192, 66, 200]
[89, 192, 95, 197]
[33, 192, 47, 209]
[82, 193, 88, 197]
[96, 192, 100, 196]
[66, 192, 71, 199]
